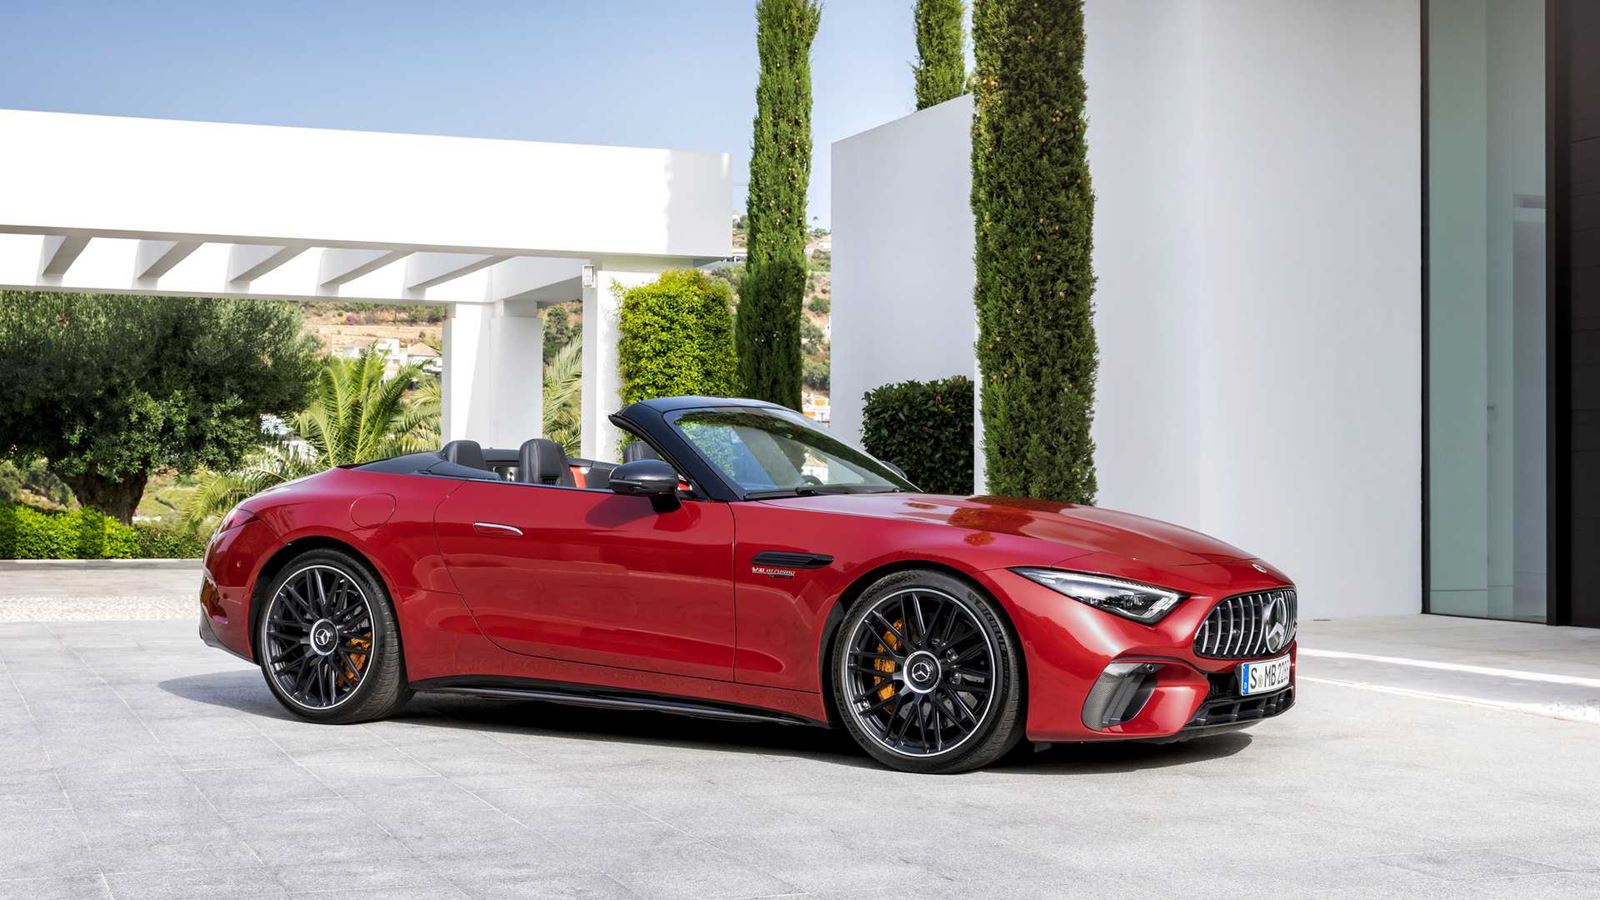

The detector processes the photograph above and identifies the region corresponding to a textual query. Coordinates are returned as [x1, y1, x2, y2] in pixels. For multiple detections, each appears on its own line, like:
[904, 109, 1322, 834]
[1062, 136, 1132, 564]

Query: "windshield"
[669, 407, 914, 497]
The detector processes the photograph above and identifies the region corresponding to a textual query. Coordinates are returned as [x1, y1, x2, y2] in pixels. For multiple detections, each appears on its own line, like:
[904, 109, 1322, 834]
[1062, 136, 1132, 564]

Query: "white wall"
[1082, 0, 1207, 529]
[830, 0, 1422, 619]
[1185, 1, 1422, 620]
[831, 96, 978, 448]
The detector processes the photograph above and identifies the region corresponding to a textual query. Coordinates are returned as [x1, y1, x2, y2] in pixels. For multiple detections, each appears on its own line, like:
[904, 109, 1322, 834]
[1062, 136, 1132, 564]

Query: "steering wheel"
[800, 474, 823, 486]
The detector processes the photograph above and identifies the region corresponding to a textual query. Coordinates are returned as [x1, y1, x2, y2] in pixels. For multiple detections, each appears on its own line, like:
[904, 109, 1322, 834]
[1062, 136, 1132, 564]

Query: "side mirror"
[610, 459, 681, 510]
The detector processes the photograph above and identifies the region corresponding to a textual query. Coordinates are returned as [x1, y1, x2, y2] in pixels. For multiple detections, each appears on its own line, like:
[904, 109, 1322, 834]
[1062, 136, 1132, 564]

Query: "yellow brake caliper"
[872, 620, 904, 701]
[342, 636, 370, 686]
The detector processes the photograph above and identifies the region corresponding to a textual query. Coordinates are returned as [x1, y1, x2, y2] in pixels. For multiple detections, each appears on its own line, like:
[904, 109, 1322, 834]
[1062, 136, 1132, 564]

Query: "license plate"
[1238, 654, 1292, 696]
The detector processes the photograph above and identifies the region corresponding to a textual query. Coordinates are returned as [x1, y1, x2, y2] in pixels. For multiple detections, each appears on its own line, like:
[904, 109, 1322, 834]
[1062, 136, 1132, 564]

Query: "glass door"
[1425, 0, 1547, 621]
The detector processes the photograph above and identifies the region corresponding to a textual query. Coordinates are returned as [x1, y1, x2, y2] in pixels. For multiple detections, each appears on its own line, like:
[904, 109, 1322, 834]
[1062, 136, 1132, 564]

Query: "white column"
[441, 301, 544, 449]
[440, 303, 486, 443]
[580, 257, 673, 462]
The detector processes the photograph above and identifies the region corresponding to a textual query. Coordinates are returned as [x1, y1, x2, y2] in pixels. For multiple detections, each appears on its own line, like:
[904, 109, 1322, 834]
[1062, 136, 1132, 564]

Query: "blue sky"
[0, 0, 954, 226]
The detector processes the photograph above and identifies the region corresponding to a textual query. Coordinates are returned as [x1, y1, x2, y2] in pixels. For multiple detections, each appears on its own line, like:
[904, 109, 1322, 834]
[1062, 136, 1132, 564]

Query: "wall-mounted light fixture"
[581, 264, 597, 289]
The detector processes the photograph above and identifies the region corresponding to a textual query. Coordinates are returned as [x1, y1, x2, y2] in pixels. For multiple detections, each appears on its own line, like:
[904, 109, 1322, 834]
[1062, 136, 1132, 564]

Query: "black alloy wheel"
[832, 569, 1024, 773]
[257, 548, 410, 723]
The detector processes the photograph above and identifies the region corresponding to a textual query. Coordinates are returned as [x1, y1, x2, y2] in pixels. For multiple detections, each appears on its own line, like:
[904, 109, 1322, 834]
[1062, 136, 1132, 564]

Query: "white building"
[832, 0, 1594, 626]
[0, 108, 732, 461]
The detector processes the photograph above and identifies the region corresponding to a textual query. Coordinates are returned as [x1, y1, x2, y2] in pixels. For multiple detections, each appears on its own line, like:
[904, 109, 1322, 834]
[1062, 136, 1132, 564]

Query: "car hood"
[758, 492, 1253, 568]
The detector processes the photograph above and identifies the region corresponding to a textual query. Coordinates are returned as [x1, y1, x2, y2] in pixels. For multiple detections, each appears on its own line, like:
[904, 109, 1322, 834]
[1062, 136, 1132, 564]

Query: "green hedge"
[861, 375, 975, 495]
[617, 269, 739, 406]
[0, 503, 206, 560]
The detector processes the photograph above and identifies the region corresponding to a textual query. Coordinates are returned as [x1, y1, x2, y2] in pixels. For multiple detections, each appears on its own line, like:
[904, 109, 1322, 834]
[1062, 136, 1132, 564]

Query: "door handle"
[473, 522, 523, 537]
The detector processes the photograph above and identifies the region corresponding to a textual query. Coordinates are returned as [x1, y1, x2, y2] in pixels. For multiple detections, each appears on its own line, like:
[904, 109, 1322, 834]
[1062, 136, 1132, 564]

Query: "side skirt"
[410, 676, 830, 729]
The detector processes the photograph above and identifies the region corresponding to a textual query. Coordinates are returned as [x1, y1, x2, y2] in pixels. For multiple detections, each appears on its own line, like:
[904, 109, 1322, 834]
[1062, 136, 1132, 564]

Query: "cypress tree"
[737, 0, 821, 410]
[913, 0, 966, 110]
[971, 0, 1097, 501]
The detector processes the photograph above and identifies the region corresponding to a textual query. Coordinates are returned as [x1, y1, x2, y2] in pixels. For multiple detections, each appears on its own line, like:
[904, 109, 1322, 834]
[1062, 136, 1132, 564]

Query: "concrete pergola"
[0, 109, 732, 460]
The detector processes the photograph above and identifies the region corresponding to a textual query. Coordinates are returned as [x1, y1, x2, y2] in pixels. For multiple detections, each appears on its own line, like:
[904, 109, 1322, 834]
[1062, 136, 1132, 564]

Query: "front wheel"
[256, 548, 410, 723]
[830, 569, 1025, 773]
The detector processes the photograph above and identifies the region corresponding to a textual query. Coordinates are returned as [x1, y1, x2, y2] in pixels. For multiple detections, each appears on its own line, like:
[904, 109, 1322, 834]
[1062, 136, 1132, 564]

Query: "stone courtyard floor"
[1, 563, 1597, 899]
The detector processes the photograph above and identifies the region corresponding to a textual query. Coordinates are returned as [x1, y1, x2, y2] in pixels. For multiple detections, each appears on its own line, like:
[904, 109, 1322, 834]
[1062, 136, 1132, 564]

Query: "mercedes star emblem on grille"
[1262, 594, 1289, 652]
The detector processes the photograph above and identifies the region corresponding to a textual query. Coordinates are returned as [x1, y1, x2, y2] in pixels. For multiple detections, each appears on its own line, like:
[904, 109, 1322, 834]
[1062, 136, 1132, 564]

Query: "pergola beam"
[39, 235, 90, 277]
[228, 244, 303, 283]
[404, 252, 508, 294]
[488, 257, 587, 303]
[319, 248, 411, 288]
[135, 239, 202, 280]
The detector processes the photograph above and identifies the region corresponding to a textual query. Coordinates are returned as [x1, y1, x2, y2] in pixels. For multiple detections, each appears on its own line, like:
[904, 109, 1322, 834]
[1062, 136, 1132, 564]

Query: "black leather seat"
[440, 440, 488, 471]
[622, 442, 660, 463]
[519, 438, 575, 486]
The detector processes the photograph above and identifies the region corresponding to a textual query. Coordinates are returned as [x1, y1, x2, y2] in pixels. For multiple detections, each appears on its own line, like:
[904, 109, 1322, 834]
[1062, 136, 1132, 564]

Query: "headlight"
[1012, 568, 1185, 624]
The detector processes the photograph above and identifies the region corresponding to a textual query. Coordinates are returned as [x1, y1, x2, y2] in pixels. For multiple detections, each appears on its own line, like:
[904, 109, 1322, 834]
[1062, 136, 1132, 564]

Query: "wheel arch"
[248, 535, 389, 663]
[816, 559, 1029, 728]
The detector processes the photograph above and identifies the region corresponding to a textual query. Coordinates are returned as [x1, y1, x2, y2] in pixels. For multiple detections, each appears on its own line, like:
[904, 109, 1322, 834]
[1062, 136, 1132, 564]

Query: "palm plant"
[543, 337, 582, 455]
[186, 350, 439, 530]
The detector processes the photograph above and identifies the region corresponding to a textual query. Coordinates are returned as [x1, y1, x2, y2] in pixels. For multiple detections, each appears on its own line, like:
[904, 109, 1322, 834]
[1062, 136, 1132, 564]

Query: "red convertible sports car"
[200, 396, 1296, 773]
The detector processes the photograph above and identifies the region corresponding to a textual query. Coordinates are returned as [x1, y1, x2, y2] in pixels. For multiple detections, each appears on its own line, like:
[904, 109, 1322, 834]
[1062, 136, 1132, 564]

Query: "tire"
[255, 548, 411, 724]
[829, 569, 1025, 774]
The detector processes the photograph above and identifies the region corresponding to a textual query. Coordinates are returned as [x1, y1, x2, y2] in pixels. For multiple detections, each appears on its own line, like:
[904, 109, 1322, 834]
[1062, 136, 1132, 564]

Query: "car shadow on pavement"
[159, 669, 871, 768]
[161, 669, 1251, 774]
[992, 731, 1254, 774]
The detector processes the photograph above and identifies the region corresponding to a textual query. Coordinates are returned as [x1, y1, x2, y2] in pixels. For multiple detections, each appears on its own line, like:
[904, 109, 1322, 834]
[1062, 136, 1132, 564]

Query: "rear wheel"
[256, 548, 410, 723]
[830, 569, 1025, 773]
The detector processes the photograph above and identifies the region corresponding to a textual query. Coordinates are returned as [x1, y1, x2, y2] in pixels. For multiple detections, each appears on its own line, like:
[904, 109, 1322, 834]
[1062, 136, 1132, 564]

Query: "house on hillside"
[404, 341, 442, 375]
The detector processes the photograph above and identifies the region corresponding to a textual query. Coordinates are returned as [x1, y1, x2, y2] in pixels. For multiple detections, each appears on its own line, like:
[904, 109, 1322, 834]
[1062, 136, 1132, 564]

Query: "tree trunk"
[59, 471, 149, 525]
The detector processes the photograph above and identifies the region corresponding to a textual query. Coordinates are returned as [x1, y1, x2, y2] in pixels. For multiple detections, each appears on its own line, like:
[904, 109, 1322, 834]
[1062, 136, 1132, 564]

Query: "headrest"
[519, 438, 575, 486]
[441, 440, 487, 471]
[622, 442, 660, 463]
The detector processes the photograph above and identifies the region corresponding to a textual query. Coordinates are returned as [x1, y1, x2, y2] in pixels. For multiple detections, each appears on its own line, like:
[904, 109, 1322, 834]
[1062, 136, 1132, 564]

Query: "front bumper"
[985, 562, 1297, 743]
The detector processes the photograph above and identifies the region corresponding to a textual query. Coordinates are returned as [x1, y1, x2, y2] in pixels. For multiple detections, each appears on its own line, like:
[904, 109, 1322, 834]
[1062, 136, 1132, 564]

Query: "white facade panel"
[830, 0, 1422, 619]
[831, 95, 978, 451]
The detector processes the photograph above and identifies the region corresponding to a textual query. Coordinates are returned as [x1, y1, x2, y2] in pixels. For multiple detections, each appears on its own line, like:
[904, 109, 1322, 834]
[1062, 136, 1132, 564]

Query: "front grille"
[1193, 588, 1297, 659]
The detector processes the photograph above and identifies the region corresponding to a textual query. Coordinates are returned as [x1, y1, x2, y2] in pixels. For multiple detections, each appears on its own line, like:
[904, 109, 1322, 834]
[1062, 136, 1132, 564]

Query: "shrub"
[0, 502, 206, 559]
[803, 358, 830, 392]
[131, 523, 208, 559]
[861, 375, 975, 494]
[801, 317, 826, 356]
[617, 270, 739, 406]
[972, 0, 1097, 502]
[0, 503, 77, 559]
